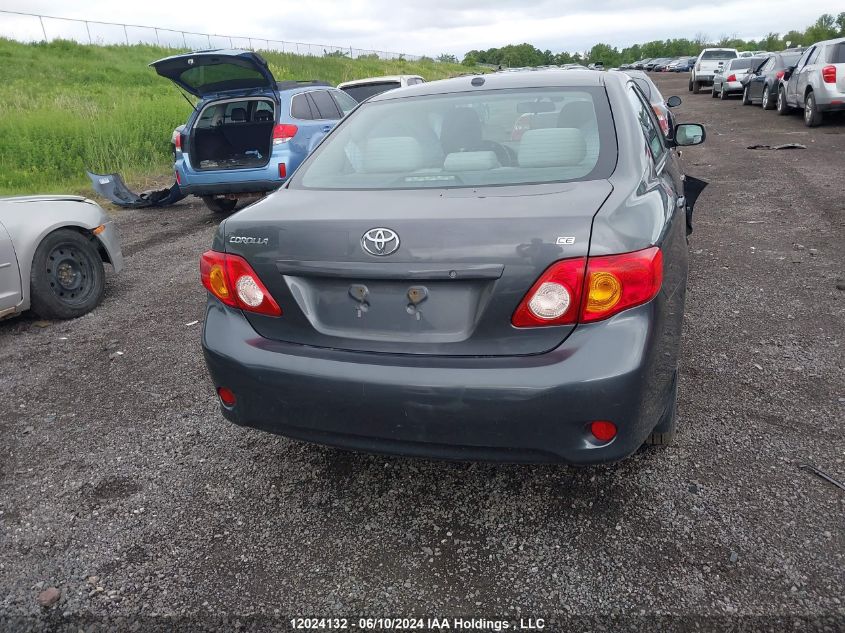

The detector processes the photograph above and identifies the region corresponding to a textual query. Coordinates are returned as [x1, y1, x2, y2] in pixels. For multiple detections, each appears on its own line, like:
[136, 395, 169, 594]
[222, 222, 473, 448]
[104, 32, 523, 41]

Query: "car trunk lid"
[222, 182, 612, 356]
[149, 49, 276, 98]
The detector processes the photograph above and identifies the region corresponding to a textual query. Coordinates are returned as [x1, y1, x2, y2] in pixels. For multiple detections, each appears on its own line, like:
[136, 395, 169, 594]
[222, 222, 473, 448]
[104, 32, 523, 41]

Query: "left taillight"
[727, 74, 736, 82]
[200, 250, 282, 317]
[273, 124, 298, 145]
[511, 247, 663, 328]
[822, 65, 836, 83]
[172, 129, 182, 151]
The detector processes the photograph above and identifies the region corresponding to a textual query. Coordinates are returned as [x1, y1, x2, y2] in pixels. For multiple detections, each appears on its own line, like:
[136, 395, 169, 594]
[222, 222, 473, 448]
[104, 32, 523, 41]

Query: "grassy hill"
[0, 38, 471, 195]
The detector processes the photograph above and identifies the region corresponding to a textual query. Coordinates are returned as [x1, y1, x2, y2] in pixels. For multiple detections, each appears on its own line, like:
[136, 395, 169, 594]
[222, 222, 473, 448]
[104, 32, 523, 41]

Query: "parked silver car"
[777, 37, 845, 126]
[712, 57, 764, 99]
[0, 196, 123, 320]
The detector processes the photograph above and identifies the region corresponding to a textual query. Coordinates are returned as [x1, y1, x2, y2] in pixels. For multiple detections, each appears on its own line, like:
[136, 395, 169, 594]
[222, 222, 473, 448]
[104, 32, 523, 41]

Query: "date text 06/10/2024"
[289, 618, 546, 630]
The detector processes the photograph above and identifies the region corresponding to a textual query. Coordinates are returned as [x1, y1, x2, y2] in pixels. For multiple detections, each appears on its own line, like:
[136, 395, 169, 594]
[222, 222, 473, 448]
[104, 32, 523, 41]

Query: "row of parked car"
[684, 38, 845, 127]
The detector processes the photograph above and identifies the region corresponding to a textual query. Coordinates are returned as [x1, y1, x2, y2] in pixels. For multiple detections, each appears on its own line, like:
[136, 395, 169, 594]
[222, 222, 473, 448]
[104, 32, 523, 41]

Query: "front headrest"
[517, 128, 587, 168]
[362, 137, 424, 173]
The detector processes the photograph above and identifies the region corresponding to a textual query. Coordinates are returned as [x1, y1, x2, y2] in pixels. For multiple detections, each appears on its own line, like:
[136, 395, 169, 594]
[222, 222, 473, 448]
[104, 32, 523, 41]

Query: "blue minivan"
[151, 49, 357, 213]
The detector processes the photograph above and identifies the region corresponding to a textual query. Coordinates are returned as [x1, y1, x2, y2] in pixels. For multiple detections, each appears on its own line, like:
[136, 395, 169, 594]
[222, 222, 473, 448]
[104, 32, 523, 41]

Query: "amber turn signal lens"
[208, 265, 229, 300]
[586, 271, 622, 313]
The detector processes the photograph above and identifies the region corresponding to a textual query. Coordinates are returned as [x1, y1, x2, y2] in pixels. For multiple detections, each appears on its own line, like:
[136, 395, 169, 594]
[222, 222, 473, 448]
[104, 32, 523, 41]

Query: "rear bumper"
[178, 180, 283, 196]
[201, 298, 680, 464]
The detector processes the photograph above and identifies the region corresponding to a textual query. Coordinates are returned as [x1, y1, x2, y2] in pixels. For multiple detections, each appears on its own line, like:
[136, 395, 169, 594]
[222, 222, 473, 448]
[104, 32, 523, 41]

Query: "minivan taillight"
[822, 65, 836, 83]
[511, 247, 663, 327]
[273, 124, 298, 144]
[200, 250, 282, 317]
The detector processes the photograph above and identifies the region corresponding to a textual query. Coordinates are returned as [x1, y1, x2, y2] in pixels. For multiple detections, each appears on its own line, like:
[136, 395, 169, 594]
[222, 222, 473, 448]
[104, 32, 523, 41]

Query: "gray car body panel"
[202, 70, 698, 463]
[0, 195, 123, 317]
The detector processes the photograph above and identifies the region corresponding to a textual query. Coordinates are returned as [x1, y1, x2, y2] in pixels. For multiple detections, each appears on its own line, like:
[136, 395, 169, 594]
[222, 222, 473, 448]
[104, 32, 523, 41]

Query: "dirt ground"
[1, 73, 843, 632]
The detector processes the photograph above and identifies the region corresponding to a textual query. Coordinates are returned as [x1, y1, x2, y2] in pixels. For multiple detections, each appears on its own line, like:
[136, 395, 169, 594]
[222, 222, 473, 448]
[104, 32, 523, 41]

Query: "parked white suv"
[777, 37, 845, 127]
[337, 75, 424, 103]
[689, 48, 738, 93]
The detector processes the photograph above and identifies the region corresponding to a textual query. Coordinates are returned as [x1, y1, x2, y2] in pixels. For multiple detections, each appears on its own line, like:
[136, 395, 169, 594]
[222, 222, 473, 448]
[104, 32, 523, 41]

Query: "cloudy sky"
[0, 0, 836, 57]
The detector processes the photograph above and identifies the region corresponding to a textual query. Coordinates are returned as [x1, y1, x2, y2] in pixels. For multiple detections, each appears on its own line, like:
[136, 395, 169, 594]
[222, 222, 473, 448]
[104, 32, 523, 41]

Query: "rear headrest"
[443, 151, 501, 172]
[230, 107, 247, 122]
[254, 110, 273, 122]
[557, 100, 596, 128]
[362, 137, 424, 173]
[518, 128, 587, 168]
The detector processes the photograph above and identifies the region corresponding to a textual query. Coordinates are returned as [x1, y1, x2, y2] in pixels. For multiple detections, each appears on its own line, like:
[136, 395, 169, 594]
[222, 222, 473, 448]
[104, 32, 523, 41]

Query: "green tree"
[437, 53, 458, 64]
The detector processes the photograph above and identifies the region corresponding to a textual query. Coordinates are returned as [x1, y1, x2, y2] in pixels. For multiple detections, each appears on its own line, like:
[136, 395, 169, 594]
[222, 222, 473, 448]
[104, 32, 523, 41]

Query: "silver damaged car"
[0, 196, 123, 320]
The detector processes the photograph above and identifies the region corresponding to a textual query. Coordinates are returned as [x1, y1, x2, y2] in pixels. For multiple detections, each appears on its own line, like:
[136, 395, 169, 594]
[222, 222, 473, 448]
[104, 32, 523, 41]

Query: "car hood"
[149, 49, 276, 98]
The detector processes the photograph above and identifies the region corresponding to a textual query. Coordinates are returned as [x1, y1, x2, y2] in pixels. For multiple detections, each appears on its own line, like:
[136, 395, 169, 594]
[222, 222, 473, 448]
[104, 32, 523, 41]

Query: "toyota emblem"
[361, 228, 400, 256]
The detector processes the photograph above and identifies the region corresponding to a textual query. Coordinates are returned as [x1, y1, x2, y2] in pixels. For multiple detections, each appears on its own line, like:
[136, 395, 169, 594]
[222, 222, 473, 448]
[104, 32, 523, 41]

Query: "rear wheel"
[29, 229, 105, 320]
[711, 85, 718, 98]
[742, 85, 752, 105]
[804, 92, 823, 127]
[719, 84, 728, 100]
[201, 196, 238, 214]
[645, 374, 678, 447]
[776, 86, 790, 115]
[761, 85, 774, 110]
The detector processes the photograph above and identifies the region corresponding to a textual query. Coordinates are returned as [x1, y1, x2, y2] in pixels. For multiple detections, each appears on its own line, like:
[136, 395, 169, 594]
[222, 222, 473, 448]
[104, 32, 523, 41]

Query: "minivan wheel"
[776, 87, 790, 115]
[30, 229, 105, 320]
[202, 196, 238, 214]
[804, 92, 823, 127]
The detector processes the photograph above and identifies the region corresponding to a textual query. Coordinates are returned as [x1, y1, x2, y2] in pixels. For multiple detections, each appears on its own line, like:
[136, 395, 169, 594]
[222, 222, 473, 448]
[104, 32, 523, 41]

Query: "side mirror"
[666, 95, 682, 108]
[673, 123, 706, 147]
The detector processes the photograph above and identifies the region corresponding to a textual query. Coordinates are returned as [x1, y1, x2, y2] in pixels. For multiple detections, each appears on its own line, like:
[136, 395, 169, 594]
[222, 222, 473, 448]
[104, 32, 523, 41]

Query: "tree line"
[458, 12, 845, 67]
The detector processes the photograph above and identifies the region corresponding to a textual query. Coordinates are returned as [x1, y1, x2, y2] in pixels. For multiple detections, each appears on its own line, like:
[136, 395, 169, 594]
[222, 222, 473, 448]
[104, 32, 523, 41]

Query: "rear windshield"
[341, 81, 402, 103]
[781, 52, 803, 66]
[729, 58, 755, 69]
[701, 50, 737, 60]
[293, 87, 617, 190]
[827, 43, 845, 64]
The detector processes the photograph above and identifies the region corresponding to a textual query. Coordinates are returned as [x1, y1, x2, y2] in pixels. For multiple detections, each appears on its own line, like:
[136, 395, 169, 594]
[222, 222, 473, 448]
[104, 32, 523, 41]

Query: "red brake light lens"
[727, 74, 736, 82]
[775, 70, 785, 80]
[273, 124, 298, 144]
[173, 131, 182, 151]
[200, 250, 282, 317]
[511, 258, 586, 327]
[822, 65, 836, 83]
[511, 247, 663, 328]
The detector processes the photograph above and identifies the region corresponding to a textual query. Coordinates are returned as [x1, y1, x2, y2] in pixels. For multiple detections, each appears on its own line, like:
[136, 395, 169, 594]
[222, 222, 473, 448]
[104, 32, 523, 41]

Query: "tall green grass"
[0, 38, 471, 195]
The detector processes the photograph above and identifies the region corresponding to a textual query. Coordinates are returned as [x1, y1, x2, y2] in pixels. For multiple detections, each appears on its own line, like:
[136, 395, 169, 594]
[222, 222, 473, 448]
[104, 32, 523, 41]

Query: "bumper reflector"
[590, 420, 617, 442]
[217, 387, 236, 407]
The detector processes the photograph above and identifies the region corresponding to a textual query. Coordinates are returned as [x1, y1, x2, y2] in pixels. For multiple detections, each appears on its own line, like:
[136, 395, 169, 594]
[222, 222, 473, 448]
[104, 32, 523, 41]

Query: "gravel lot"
[1, 73, 843, 632]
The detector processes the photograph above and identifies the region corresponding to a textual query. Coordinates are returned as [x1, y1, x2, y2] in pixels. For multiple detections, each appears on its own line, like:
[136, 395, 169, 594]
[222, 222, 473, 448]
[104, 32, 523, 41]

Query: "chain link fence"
[0, 10, 423, 61]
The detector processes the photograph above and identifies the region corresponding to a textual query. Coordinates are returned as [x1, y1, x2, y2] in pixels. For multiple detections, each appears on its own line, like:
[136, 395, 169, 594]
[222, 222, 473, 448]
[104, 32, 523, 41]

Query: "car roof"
[811, 36, 845, 46]
[367, 69, 607, 102]
[337, 75, 423, 88]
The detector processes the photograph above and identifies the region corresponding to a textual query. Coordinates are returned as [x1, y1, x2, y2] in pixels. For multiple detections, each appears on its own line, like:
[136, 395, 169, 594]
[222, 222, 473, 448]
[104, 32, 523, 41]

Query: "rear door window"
[331, 90, 358, 115]
[291, 93, 316, 120]
[626, 85, 665, 162]
[701, 50, 737, 60]
[309, 90, 343, 120]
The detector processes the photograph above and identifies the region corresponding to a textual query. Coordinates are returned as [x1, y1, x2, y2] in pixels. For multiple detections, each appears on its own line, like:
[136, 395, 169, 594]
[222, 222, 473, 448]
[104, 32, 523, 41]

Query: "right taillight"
[273, 124, 298, 145]
[822, 65, 836, 83]
[511, 247, 663, 328]
[200, 250, 282, 317]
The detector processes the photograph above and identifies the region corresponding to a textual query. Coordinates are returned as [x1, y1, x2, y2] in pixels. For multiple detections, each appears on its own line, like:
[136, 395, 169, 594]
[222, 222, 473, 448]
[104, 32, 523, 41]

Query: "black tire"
[761, 85, 774, 110]
[29, 229, 105, 320]
[711, 85, 718, 98]
[742, 85, 752, 105]
[719, 84, 728, 100]
[688, 78, 693, 92]
[776, 86, 790, 115]
[201, 196, 238, 214]
[645, 374, 678, 447]
[692, 80, 701, 94]
[804, 91, 823, 127]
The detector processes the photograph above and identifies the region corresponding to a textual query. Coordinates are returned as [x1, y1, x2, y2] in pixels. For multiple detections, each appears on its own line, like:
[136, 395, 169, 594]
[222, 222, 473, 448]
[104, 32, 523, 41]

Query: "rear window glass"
[781, 53, 802, 66]
[701, 50, 737, 60]
[827, 44, 845, 64]
[729, 58, 754, 69]
[178, 63, 265, 93]
[406, 77, 425, 86]
[340, 81, 402, 103]
[293, 87, 617, 191]
[310, 90, 342, 120]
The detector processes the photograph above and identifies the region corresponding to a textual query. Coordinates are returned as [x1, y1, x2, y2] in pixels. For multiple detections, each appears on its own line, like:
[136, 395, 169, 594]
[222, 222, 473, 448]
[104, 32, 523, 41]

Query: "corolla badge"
[361, 228, 400, 256]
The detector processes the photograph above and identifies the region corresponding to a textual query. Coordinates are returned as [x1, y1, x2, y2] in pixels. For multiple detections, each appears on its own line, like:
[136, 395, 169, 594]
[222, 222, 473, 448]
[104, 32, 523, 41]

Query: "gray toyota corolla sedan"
[200, 70, 707, 464]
